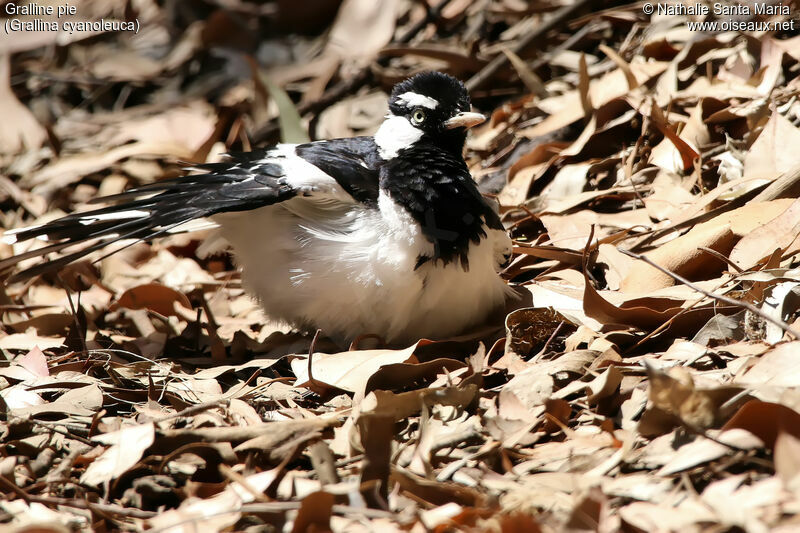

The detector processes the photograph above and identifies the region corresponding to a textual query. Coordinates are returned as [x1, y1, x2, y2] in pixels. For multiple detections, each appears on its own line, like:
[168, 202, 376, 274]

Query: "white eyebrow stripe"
[395, 92, 439, 109]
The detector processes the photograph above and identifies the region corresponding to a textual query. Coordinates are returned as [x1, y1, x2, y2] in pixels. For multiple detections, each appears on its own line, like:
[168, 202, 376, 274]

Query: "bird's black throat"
[380, 144, 503, 270]
[432, 129, 469, 159]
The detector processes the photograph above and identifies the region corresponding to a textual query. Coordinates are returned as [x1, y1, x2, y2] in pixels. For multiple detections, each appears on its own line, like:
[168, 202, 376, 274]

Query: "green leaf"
[261, 76, 310, 144]
[247, 56, 310, 144]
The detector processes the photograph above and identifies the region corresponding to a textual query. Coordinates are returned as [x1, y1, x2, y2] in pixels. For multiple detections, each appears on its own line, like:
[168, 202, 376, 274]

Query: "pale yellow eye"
[411, 109, 426, 124]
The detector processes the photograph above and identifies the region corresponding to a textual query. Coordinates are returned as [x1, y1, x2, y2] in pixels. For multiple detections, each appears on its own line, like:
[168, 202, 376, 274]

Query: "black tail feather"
[2, 155, 296, 282]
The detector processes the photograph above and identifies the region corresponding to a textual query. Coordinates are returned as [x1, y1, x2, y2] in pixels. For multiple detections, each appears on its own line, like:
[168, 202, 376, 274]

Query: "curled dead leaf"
[114, 283, 193, 317]
[639, 363, 745, 435]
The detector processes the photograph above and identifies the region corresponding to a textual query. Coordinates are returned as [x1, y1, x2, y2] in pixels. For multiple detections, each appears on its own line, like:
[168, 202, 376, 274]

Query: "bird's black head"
[375, 72, 485, 159]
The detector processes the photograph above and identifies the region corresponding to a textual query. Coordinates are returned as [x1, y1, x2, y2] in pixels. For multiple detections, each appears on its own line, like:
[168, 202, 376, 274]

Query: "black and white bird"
[2, 72, 514, 344]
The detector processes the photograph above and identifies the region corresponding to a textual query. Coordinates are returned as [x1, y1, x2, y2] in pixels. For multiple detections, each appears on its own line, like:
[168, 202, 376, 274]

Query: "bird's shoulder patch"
[295, 137, 381, 206]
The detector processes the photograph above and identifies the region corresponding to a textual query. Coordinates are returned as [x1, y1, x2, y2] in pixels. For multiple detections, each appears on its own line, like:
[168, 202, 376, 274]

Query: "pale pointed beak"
[444, 111, 486, 130]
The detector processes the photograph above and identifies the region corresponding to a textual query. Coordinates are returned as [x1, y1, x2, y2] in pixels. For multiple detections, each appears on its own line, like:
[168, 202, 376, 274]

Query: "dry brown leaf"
[15, 346, 50, 378]
[540, 209, 650, 251]
[233, 418, 332, 461]
[542, 399, 571, 433]
[81, 422, 156, 487]
[22, 141, 198, 195]
[359, 384, 478, 421]
[360, 357, 466, 396]
[619, 500, 715, 531]
[775, 430, 800, 490]
[519, 62, 668, 139]
[0, 54, 46, 154]
[0, 332, 65, 351]
[291, 491, 335, 533]
[641, 171, 696, 222]
[391, 468, 487, 507]
[578, 53, 592, 116]
[326, 0, 398, 61]
[501, 350, 597, 412]
[584, 274, 724, 332]
[291, 342, 419, 393]
[419, 503, 464, 530]
[620, 199, 795, 292]
[497, 511, 543, 533]
[586, 366, 623, 403]
[649, 103, 707, 174]
[114, 283, 193, 317]
[722, 400, 800, 450]
[729, 197, 800, 270]
[0, 386, 45, 410]
[639, 364, 743, 434]
[502, 47, 548, 98]
[736, 342, 800, 388]
[148, 469, 280, 532]
[656, 429, 764, 476]
[744, 110, 800, 181]
[500, 370, 553, 413]
[381, 45, 487, 73]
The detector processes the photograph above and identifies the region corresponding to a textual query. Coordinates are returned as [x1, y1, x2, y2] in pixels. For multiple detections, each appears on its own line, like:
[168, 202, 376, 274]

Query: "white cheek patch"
[395, 92, 438, 110]
[374, 115, 424, 159]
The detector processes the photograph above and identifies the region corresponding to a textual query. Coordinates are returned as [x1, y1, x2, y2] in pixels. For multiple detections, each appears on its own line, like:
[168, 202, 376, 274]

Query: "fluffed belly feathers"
[212, 198, 514, 344]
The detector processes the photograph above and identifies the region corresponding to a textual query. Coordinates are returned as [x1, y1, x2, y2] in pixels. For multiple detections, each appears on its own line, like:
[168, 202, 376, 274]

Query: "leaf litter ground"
[2, 1, 800, 531]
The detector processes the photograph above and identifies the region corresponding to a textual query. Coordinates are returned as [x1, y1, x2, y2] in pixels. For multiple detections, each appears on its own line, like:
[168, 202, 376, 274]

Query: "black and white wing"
[1, 138, 382, 281]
